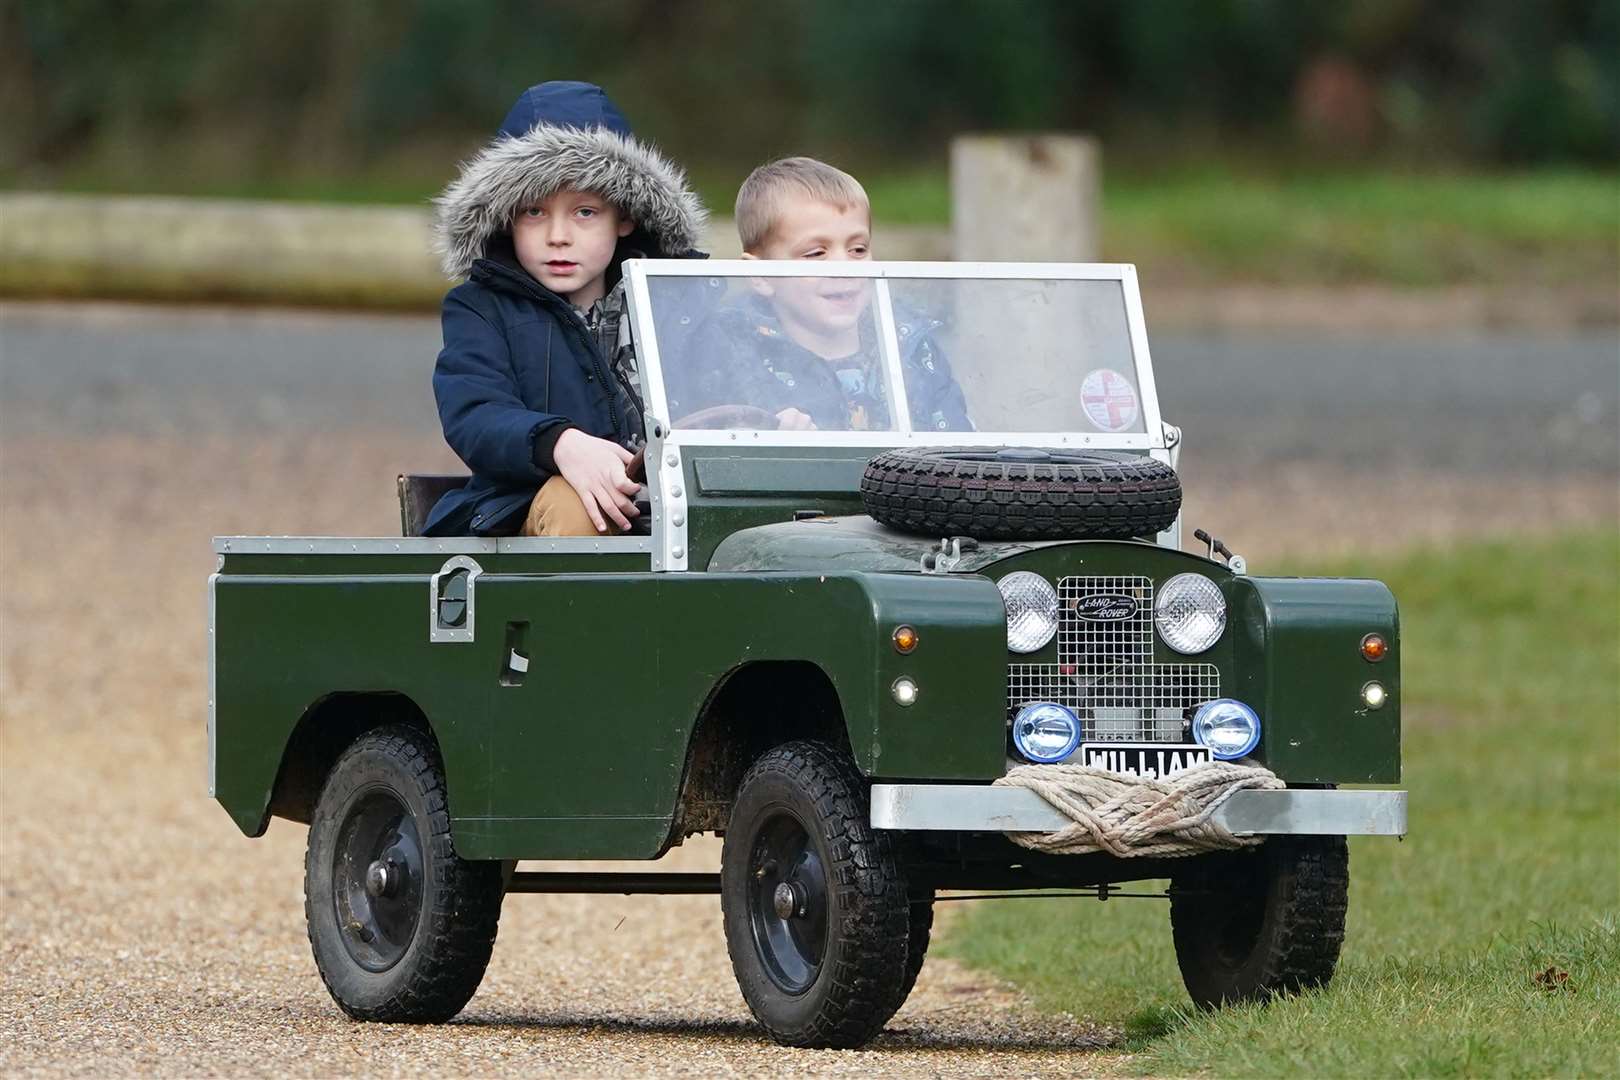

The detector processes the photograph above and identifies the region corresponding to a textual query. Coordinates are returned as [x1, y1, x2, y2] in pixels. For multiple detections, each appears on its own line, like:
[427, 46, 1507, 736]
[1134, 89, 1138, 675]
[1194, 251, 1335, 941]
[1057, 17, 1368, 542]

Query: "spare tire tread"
[861, 447, 1181, 541]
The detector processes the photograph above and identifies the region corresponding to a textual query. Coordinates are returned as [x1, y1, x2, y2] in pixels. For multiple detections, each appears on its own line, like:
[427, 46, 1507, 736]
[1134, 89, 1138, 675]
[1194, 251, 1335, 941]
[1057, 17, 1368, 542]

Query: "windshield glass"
[636, 266, 1151, 439]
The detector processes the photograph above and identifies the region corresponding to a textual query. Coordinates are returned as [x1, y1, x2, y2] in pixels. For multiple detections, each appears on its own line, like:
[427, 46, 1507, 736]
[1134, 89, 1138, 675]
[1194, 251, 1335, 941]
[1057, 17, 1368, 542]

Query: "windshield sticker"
[1080, 368, 1139, 432]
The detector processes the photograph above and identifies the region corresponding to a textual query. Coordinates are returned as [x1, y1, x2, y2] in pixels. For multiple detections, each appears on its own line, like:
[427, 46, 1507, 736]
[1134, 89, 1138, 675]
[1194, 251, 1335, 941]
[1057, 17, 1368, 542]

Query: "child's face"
[748, 199, 873, 352]
[748, 198, 871, 261]
[512, 189, 633, 307]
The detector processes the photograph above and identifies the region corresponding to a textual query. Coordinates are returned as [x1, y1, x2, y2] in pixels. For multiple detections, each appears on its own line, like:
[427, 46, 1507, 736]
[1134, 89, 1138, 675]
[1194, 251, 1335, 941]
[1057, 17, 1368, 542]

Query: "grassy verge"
[12, 166, 1615, 289]
[940, 529, 1620, 1077]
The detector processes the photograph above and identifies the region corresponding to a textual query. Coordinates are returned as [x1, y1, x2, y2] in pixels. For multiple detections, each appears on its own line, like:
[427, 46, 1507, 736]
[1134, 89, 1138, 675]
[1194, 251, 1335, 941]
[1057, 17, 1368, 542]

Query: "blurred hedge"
[3, 0, 1616, 190]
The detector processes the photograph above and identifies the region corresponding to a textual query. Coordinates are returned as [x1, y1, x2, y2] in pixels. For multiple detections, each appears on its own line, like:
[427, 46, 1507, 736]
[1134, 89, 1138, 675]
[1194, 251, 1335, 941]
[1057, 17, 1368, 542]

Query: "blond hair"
[735, 157, 869, 253]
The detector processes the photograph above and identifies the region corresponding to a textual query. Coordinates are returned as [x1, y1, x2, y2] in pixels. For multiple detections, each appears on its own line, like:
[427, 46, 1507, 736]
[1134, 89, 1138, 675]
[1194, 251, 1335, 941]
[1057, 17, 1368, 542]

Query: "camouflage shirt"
[584, 282, 645, 449]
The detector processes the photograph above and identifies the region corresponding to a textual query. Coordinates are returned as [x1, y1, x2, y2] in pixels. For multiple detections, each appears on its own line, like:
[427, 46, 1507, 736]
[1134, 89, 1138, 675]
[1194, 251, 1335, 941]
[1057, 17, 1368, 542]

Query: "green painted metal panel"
[926, 543, 1401, 785]
[212, 520, 1399, 861]
[219, 552, 651, 576]
[693, 456, 868, 495]
[678, 446, 872, 569]
[214, 561, 1007, 860]
[1229, 576, 1402, 783]
[708, 514, 1065, 575]
[455, 571, 1005, 857]
[212, 574, 499, 836]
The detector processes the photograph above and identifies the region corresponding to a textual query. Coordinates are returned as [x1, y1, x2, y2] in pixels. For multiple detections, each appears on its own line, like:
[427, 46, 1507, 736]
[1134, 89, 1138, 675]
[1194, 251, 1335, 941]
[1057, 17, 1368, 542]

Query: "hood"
[707, 514, 1073, 574]
[434, 81, 707, 280]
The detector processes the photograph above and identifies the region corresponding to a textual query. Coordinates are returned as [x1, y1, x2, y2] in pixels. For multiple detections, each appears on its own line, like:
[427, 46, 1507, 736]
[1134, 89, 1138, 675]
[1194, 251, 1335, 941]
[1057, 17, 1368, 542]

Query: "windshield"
[628, 263, 1159, 444]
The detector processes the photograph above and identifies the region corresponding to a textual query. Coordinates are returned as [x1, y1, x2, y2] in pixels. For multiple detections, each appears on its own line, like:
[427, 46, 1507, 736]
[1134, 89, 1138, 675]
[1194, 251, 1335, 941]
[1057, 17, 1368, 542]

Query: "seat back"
[397, 474, 471, 537]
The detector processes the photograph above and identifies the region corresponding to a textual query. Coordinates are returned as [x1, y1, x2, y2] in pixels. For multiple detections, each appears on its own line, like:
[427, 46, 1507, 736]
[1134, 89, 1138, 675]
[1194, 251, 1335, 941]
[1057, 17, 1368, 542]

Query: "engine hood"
[706, 515, 1079, 574]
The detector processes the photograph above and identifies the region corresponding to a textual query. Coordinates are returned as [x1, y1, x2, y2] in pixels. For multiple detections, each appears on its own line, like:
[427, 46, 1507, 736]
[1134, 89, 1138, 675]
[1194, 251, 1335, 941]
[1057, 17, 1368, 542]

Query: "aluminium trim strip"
[212, 536, 654, 555]
[869, 784, 1408, 837]
[665, 429, 1161, 449]
[207, 571, 218, 799]
[872, 278, 912, 433]
[628, 259, 1141, 280]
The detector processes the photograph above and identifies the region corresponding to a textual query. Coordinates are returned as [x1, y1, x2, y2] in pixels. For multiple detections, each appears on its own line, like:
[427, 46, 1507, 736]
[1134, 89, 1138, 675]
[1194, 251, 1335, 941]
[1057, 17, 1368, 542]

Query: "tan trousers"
[521, 475, 623, 537]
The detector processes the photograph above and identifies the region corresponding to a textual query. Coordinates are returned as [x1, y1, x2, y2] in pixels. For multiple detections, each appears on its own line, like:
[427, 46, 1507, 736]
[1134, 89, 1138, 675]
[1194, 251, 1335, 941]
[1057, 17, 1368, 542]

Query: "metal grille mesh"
[1007, 575, 1219, 742]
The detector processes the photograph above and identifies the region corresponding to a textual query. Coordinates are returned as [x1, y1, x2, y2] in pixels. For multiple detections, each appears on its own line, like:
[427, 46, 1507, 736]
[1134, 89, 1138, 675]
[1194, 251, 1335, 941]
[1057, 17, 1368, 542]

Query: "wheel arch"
[665, 660, 855, 846]
[267, 690, 440, 829]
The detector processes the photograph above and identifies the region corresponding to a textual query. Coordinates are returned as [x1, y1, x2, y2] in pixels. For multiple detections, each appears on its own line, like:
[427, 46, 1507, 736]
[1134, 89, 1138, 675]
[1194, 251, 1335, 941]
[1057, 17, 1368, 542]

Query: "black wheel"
[721, 741, 912, 1048]
[1169, 836, 1349, 1008]
[304, 726, 504, 1023]
[860, 446, 1181, 541]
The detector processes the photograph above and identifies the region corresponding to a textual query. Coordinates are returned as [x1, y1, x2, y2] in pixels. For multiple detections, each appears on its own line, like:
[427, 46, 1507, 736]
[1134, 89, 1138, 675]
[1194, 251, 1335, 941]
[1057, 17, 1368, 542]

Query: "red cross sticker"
[1081, 368, 1140, 432]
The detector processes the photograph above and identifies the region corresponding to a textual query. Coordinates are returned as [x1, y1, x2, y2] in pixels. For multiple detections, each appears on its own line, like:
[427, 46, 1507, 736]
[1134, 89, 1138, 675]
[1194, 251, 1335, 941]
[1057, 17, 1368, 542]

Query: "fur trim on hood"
[434, 124, 707, 280]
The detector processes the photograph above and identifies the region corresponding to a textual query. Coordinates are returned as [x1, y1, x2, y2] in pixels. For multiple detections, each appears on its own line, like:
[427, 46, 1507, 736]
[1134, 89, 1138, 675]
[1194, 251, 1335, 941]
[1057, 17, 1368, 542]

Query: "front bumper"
[870, 785, 1407, 836]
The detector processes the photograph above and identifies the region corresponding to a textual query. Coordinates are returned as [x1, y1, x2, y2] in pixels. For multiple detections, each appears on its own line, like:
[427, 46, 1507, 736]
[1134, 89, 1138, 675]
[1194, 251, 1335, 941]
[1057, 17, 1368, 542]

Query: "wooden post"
[951, 134, 1100, 261]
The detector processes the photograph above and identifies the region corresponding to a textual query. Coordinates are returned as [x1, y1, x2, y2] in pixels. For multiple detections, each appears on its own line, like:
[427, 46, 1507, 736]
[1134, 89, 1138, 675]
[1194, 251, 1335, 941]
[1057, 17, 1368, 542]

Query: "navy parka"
[423, 81, 708, 536]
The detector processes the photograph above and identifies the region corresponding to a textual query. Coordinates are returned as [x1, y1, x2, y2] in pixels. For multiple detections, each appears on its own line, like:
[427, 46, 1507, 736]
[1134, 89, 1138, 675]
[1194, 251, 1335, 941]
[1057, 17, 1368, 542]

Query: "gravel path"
[2, 428, 1614, 1077]
[0, 434, 1120, 1078]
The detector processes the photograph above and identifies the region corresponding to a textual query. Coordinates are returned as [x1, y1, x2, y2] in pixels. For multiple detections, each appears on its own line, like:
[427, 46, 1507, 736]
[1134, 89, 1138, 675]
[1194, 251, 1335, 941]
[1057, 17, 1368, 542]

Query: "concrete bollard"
[951, 134, 1100, 261]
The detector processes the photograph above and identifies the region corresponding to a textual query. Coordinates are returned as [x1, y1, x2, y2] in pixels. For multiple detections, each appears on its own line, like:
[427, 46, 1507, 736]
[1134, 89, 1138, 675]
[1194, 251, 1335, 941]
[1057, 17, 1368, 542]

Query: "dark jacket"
[424, 81, 707, 536]
[670, 296, 973, 433]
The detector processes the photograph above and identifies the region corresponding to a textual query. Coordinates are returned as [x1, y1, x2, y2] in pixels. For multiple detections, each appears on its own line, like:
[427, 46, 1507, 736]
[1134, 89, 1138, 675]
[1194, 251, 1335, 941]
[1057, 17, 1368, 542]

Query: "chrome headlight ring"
[998, 571, 1059, 653]
[1155, 573, 1226, 654]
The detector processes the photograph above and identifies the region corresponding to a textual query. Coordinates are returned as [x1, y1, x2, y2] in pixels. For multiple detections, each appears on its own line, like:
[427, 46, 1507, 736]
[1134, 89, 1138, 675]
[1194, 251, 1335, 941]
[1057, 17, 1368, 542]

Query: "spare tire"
[861, 447, 1181, 541]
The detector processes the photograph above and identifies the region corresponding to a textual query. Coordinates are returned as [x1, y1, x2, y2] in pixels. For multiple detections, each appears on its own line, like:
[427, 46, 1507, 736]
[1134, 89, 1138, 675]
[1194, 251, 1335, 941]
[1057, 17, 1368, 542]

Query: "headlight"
[999, 571, 1059, 653]
[1155, 573, 1225, 654]
[1011, 702, 1081, 763]
[1191, 698, 1262, 759]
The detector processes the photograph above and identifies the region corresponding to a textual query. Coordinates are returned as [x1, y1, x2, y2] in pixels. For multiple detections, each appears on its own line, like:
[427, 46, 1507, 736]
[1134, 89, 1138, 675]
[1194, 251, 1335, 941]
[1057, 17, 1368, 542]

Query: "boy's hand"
[775, 407, 817, 430]
[552, 429, 640, 533]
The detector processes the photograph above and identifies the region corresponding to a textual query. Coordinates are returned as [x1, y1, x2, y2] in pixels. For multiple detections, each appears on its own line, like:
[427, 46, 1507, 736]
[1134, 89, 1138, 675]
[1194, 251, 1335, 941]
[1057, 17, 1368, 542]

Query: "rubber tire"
[860, 446, 1182, 541]
[304, 726, 504, 1022]
[721, 741, 912, 1049]
[1169, 836, 1349, 1008]
[895, 895, 935, 1007]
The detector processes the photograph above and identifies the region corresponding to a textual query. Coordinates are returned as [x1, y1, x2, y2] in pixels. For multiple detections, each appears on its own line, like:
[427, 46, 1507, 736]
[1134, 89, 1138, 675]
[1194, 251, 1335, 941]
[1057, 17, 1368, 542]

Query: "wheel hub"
[365, 859, 399, 898]
[772, 881, 807, 919]
[746, 813, 829, 995]
[332, 791, 425, 973]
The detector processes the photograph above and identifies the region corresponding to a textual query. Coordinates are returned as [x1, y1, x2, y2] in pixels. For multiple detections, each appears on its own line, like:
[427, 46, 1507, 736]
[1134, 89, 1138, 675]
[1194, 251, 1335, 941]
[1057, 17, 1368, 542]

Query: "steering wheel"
[673, 404, 781, 430]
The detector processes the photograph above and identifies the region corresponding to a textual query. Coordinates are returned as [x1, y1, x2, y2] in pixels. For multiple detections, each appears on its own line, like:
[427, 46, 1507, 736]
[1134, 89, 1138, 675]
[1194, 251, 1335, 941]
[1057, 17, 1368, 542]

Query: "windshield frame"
[622, 259, 1167, 451]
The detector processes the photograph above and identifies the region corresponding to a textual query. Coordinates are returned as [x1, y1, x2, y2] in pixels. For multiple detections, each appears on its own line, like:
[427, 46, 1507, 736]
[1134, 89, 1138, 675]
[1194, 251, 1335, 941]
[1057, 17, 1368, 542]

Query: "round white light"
[1155, 573, 1226, 654]
[891, 677, 919, 707]
[1011, 702, 1081, 763]
[1191, 699, 1262, 760]
[999, 572, 1059, 654]
[1361, 681, 1387, 709]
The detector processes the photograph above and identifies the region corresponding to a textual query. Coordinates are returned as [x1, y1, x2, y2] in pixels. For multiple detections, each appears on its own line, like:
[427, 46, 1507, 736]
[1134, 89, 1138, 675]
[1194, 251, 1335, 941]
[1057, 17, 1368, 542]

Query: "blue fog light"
[1011, 702, 1081, 763]
[1191, 699, 1262, 760]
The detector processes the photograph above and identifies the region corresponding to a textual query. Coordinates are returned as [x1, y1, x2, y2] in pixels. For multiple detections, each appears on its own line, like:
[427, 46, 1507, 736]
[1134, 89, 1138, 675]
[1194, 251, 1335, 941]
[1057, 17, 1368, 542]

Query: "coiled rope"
[992, 761, 1285, 857]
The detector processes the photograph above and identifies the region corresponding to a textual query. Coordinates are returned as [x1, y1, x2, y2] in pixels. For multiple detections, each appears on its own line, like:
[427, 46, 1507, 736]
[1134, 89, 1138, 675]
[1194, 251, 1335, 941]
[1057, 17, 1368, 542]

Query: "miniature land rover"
[210, 262, 1405, 1048]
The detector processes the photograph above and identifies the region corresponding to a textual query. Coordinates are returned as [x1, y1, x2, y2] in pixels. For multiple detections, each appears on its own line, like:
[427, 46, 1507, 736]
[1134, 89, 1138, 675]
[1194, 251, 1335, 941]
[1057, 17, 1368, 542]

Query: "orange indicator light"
[893, 625, 919, 654]
[1360, 633, 1388, 662]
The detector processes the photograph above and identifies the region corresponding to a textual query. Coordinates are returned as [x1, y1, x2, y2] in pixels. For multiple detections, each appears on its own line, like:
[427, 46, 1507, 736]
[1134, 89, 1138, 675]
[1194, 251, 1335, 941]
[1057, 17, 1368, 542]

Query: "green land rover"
[210, 261, 1405, 1048]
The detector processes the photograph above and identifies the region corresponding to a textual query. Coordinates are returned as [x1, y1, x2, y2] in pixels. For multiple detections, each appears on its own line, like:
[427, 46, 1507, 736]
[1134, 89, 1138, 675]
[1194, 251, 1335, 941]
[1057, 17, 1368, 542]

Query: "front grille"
[1007, 575, 1219, 742]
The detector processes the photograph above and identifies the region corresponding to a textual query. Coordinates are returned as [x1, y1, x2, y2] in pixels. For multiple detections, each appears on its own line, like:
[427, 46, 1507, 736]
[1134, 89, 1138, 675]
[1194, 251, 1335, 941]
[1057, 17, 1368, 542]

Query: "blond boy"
[668, 157, 969, 432]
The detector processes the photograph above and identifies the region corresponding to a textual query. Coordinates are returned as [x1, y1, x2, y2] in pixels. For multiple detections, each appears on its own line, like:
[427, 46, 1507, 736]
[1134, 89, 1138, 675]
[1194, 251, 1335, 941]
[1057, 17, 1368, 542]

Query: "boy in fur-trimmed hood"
[424, 81, 707, 537]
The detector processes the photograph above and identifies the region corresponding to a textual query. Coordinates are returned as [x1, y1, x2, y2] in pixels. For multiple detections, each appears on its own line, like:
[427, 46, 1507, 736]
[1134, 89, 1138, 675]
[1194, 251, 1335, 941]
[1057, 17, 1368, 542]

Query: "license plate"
[1079, 742, 1211, 779]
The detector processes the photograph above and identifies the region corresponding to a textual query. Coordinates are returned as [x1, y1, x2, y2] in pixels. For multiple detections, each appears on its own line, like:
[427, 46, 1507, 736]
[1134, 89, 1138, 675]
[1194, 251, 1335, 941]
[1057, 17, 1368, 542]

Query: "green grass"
[857, 165, 1617, 286]
[10, 164, 1614, 288]
[1100, 168, 1620, 287]
[941, 529, 1620, 1077]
